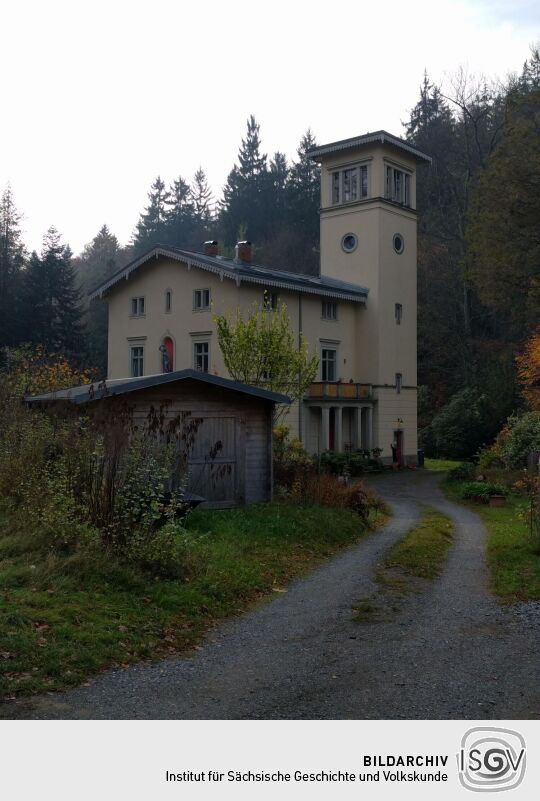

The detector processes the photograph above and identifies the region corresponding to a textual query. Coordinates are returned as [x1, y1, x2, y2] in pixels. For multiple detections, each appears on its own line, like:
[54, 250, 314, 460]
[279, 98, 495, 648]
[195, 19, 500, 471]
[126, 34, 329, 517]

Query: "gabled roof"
[308, 130, 431, 164]
[25, 369, 291, 406]
[88, 245, 369, 303]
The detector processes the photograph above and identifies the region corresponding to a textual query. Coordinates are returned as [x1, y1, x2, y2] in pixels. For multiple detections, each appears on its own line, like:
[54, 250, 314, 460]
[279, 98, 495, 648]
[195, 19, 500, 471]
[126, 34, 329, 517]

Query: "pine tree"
[132, 176, 170, 254]
[23, 227, 83, 356]
[163, 175, 196, 247]
[0, 186, 26, 347]
[191, 167, 213, 224]
[288, 129, 320, 244]
[75, 224, 121, 375]
[220, 115, 268, 244]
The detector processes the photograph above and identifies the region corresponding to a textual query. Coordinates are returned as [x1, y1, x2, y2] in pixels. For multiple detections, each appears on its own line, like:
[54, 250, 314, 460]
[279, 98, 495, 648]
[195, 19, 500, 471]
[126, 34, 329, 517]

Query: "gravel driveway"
[4, 471, 540, 719]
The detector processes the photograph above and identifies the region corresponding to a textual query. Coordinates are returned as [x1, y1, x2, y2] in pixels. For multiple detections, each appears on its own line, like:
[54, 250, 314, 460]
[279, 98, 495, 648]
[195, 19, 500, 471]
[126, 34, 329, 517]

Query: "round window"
[341, 233, 358, 253]
[393, 233, 404, 254]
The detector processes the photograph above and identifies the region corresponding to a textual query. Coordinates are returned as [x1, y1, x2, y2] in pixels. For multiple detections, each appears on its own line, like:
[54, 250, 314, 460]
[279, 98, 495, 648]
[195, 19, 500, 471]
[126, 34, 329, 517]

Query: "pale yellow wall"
[104, 136, 420, 459]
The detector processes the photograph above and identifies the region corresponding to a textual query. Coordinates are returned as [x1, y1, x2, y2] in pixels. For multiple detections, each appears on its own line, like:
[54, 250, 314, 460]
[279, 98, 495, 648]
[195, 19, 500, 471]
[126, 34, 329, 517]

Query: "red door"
[395, 430, 403, 465]
[163, 337, 174, 372]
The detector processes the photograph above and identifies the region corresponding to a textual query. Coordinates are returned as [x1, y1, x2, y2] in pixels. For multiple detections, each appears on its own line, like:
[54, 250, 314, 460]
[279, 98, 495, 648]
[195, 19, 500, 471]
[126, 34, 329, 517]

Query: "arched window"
[160, 337, 174, 373]
[165, 289, 172, 313]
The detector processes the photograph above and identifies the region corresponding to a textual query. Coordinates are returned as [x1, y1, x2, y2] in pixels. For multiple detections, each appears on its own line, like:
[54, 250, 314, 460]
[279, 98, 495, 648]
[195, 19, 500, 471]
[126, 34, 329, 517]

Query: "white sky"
[1, 0, 538, 254]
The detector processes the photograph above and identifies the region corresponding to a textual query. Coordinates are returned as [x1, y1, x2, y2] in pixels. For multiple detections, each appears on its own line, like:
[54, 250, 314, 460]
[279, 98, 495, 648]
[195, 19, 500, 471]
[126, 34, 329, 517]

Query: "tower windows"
[385, 166, 411, 206]
[331, 164, 369, 205]
[395, 303, 403, 324]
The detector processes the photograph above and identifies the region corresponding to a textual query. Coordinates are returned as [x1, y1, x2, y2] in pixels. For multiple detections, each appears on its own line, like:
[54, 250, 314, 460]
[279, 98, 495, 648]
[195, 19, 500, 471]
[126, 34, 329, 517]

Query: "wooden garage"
[26, 370, 290, 508]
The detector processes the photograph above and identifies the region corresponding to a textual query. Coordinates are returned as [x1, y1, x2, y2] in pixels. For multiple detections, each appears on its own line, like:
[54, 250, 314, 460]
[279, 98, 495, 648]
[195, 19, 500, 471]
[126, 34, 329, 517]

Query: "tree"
[0, 186, 26, 347]
[75, 224, 122, 375]
[467, 87, 540, 335]
[214, 297, 318, 411]
[191, 167, 213, 225]
[132, 176, 170, 254]
[22, 227, 83, 356]
[516, 325, 540, 411]
[220, 115, 268, 244]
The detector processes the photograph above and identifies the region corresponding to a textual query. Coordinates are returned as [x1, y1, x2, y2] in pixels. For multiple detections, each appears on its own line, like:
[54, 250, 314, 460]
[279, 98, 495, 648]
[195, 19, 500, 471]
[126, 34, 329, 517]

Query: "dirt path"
[4, 471, 540, 719]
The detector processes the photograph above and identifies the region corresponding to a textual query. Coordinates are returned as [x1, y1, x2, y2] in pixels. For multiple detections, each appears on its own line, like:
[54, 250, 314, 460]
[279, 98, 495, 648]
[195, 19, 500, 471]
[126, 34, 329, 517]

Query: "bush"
[497, 412, 540, 469]
[291, 473, 381, 523]
[460, 481, 509, 502]
[447, 462, 475, 481]
[426, 388, 492, 459]
[319, 449, 371, 477]
[273, 426, 313, 489]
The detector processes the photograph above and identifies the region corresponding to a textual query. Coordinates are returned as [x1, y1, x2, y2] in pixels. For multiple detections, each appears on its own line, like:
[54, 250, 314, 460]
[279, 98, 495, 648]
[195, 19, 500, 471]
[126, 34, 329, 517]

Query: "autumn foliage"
[516, 325, 540, 411]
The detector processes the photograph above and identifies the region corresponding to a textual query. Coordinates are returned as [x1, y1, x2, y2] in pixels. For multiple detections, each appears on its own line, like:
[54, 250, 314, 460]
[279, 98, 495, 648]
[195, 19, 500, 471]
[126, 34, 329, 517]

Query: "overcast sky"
[1, 0, 538, 254]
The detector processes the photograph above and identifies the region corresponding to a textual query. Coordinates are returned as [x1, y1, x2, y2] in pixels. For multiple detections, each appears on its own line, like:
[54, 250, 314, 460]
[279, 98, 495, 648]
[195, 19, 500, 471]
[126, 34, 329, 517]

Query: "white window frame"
[321, 346, 338, 382]
[322, 301, 338, 321]
[193, 340, 210, 372]
[193, 288, 211, 311]
[130, 296, 145, 317]
[330, 163, 370, 206]
[385, 164, 412, 206]
[130, 345, 144, 377]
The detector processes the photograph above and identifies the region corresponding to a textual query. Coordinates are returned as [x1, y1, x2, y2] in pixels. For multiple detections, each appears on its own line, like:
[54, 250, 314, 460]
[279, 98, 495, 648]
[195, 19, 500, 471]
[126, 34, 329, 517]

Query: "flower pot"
[489, 495, 506, 507]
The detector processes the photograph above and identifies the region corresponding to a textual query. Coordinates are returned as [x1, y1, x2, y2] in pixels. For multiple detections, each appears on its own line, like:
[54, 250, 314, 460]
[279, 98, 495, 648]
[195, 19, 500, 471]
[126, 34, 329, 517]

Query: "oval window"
[341, 233, 358, 253]
[393, 233, 404, 254]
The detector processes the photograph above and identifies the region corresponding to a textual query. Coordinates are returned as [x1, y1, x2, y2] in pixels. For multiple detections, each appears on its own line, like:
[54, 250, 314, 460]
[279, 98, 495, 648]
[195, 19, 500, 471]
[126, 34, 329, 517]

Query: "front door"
[395, 430, 403, 465]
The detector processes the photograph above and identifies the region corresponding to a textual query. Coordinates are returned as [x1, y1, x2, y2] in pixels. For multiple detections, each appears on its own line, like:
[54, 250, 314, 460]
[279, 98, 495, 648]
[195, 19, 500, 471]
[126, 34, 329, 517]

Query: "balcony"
[306, 382, 373, 401]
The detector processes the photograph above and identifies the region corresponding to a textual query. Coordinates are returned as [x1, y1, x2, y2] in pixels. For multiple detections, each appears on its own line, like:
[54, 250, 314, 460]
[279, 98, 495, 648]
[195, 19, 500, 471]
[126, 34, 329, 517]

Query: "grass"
[442, 479, 540, 602]
[0, 502, 376, 699]
[353, 507, 453, 622]
[424, 458, 461, 472]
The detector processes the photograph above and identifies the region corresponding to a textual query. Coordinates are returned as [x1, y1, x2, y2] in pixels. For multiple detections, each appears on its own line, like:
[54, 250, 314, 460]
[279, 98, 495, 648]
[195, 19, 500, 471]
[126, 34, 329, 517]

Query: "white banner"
[0, 719, 537, 799]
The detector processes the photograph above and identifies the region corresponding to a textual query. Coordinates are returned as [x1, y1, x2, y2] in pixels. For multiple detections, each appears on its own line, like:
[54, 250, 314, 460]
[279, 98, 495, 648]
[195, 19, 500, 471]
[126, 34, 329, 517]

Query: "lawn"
[442, 480, 540, 602]
[353, 507, 453, 621]
[0, 502, 376, 698]
[424, 458, 461, 472]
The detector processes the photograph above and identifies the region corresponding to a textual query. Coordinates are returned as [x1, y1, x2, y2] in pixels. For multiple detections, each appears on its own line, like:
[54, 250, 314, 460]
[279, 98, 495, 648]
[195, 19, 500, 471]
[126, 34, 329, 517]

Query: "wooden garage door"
[186, 416, 245, 507]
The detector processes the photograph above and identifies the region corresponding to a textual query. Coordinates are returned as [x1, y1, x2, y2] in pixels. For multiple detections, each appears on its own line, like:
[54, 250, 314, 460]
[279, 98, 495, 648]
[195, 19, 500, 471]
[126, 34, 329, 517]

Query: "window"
[321, 348, 337, 381]
[341, 233, 358, 253]
[385, 166, 411, 206]
[194, 341, 209, 372]
[193, 288, 210, 310]
[130, 346, 144, 377]
[131, 296, 145, 316]
[393, 233, 404, 254]
[322, 301, 338, 320]
[395, 303, 403, 325]
[263, 291, 279, 310]
[165, 290, 172, 313]
[331, 164, 369, 205]
[396, 372, 402, 394]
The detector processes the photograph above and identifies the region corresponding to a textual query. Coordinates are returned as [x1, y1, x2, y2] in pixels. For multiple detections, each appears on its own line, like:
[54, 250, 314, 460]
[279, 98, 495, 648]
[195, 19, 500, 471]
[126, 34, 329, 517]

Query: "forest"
[0, 48, 539, 459]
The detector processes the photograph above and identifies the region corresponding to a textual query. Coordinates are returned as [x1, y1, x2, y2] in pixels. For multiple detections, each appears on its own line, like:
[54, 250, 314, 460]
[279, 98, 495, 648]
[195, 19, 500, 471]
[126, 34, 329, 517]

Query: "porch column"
[335, 406, 343, 452]
[353, 406, 362, 449]
[321, 406, 330, 452]
[365, 406, 373, 451]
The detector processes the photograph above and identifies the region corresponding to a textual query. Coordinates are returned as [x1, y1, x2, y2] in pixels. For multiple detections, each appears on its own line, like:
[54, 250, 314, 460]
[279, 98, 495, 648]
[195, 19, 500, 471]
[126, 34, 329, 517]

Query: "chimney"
[203, 240, 219, 257]
[235, 240, 252, 264]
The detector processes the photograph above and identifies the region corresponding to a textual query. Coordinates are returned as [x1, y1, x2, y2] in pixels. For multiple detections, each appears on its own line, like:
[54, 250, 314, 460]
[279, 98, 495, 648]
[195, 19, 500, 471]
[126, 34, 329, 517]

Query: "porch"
[303, 403, 374, 453]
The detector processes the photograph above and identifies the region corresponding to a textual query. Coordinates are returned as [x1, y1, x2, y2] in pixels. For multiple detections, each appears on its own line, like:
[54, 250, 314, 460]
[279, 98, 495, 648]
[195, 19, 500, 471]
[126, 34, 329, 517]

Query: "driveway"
[4, 471, 540, 719]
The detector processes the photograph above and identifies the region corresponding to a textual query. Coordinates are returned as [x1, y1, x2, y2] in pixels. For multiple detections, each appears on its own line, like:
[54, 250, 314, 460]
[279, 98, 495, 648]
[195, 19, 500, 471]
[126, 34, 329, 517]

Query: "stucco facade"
[95, 131, 430, 464]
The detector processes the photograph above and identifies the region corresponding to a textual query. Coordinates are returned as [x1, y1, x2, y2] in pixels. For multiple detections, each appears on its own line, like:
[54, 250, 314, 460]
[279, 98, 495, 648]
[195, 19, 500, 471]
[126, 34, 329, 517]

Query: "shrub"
[319, 449, 370, 477]
[447, 462, 475, 481]
[497, 412, 540, 469]
[273, 426, 313, 489]
[460, 482, 509, 502]
[291, 473, 380, 522]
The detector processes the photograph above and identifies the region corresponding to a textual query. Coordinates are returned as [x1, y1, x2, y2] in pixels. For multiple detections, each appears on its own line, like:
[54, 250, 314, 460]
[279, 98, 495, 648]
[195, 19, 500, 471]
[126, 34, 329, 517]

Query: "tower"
[309, 131, 431, 463]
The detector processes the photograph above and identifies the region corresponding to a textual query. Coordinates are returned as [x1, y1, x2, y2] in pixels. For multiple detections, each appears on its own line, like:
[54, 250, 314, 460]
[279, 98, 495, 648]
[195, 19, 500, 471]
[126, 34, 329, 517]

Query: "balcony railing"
[307, 382, 373, 401]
